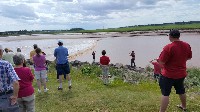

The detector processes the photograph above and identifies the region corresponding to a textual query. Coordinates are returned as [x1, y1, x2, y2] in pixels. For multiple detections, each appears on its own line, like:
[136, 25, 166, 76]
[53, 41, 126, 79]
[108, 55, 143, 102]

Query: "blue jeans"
[0, 92, 19, 112]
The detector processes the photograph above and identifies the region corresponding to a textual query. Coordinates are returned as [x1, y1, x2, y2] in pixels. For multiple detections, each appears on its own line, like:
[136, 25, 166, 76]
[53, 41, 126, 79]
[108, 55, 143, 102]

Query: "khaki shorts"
[17, 94, 35, 112]
[101, 65, 109, 76]
[34, 70, 47, 80]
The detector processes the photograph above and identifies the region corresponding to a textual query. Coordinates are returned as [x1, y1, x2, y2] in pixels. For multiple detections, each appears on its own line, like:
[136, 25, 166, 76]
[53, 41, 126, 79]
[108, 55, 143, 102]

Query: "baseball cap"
[58, 40, 63, 44]
[169, 29, 180, 38]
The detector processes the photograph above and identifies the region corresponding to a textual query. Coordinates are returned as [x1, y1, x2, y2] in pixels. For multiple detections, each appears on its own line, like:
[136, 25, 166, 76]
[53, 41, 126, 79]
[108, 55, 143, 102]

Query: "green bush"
[185, 67, 200, 88]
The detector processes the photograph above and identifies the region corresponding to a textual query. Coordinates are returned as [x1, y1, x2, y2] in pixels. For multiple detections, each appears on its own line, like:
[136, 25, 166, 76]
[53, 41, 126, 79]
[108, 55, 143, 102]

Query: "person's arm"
[7, 63, 20, 105]
[10, 80, 19, 105]
[150, 59, 157, 63]
[188, 45, 192, 60]
[157, 59, 165, 65]
[54, 49, 57, 57]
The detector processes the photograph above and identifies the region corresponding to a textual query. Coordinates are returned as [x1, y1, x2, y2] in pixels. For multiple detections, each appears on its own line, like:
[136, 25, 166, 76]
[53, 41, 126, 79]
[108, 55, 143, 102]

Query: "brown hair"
[35, 48, 42, 57]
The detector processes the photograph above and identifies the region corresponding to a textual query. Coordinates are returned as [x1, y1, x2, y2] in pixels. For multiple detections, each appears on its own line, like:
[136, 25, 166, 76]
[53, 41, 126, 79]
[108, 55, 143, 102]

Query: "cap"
[169, 29, 180, 38]
[0, 45, 3, 50]
[58, 40, 63, 44]
[33, 44, 37, 47]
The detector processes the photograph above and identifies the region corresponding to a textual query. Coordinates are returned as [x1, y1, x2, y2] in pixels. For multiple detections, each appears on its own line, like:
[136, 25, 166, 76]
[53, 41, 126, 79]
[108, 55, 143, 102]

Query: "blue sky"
[0, 0, 200, 31]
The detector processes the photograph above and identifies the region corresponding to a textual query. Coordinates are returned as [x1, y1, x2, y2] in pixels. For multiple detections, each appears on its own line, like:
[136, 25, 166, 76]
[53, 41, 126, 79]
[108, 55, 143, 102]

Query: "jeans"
[0, 93, 19, 112]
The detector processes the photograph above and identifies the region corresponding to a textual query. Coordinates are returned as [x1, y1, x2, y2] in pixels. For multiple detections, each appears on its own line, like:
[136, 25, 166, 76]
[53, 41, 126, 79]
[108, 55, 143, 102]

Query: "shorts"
[56, 63, 70, 75]
[101, 65, 109, 76]
[159, 75, 185, 96]
[34, 70, 47, 80]
[17, 94, 35, 112]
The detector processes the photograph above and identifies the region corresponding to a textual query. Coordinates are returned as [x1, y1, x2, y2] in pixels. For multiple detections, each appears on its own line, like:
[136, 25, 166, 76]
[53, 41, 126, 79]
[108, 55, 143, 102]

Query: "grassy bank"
[79, 23, 200, 33]
[34, 64, 200, 112]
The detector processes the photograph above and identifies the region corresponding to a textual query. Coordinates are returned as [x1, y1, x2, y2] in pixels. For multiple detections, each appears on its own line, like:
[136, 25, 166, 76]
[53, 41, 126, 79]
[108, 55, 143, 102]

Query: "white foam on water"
[0, 39, 96, 61]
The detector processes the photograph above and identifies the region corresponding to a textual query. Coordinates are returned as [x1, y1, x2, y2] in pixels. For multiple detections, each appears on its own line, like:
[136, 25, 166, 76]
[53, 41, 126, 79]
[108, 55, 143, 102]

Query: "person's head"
[132, 51, 134, 53]
[33, 44, 38, 49]
[102, 50, 106, 55]
[13, 54, 25, 66]
[4, 48, 9, 53]
[35, 48, 42, 56]
[0, 45, 3, 57]
[169, 29, 180, 41]
[17, 48, 21, 52]
[57, 40, 63, 46]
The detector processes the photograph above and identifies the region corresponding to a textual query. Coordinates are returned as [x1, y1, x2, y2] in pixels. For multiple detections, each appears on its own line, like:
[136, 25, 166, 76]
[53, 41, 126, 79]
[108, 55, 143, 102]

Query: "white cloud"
[0, 0, 199, 31]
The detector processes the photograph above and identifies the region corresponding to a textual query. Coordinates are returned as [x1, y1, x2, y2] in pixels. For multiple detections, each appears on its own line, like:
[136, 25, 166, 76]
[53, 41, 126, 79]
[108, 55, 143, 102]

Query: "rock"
[115, 63, 123, 69]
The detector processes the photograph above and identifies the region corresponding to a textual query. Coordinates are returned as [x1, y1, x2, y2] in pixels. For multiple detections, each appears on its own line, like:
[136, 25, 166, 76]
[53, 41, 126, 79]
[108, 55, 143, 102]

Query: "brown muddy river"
[76, 33, 200, 68]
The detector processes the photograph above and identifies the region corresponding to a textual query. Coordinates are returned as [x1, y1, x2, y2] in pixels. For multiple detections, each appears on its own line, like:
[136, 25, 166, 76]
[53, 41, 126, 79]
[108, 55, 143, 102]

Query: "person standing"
[92, 51, 96, 63]
[16, 47, 26, 67]
[130, 51, 136, 67]
[54, 40, 72, 90]
[150, 59, 162, 82]
[13, 54, 35, 112]
[0, 45, 20, 112]
[157, 29, 192, 112]
[100, 50, 110, 85]
[29, 44, 38, 65]
[2, 48, 15, 66]
[33, 48, 48, 93]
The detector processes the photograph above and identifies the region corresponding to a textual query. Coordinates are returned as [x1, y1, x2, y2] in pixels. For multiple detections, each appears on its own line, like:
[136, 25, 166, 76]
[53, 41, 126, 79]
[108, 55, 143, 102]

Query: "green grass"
[78, 23, 200, 33]
[34, 64, 200, 112]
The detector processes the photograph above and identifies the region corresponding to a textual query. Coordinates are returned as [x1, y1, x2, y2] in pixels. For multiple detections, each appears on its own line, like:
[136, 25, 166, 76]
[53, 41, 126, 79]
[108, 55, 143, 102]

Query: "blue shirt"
[0, 59, 20, 92]
[54, 46, 69, 64]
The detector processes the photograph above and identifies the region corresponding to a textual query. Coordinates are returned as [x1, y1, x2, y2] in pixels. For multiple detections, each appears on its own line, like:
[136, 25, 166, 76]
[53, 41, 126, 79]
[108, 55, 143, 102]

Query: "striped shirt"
[0, 59, 20, 92]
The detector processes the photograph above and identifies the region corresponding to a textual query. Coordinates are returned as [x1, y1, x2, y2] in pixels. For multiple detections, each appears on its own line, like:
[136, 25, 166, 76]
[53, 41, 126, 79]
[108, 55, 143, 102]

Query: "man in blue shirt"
[0, 45, 20, 112]
[54, 40, 72, 90]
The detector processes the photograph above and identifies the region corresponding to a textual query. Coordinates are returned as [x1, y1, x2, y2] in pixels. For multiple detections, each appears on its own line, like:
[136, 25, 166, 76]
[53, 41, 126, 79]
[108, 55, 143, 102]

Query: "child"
[150, 59, 162, 81]
[100, 50, 110, 85]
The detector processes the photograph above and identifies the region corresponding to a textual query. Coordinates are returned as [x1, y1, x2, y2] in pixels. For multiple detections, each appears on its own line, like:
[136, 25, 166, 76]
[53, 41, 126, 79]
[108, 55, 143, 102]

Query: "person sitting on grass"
[100, 50, 110, 85]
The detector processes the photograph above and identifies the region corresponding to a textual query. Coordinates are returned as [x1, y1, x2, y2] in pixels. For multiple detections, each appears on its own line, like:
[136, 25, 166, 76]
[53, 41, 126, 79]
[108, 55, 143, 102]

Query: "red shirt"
[14, 67, 34, 98]
[151, 62, 162, 74]
[159, 41, 192, 79]
[100, 55, 110, 65]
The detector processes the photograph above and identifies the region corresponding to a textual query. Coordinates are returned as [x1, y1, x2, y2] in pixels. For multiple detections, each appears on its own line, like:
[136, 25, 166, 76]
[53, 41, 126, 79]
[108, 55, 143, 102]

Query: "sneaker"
[38, 89, 41, 93]
[68, 86, 72, 90]
[58, 87, 63, 90]
[44, 88, 49, 92]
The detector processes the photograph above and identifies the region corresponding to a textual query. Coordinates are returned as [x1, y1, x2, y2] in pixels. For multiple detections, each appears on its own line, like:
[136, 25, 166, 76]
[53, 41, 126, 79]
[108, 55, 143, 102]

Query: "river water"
[75, 33, 200, 68]
[0, 33, 199, 68]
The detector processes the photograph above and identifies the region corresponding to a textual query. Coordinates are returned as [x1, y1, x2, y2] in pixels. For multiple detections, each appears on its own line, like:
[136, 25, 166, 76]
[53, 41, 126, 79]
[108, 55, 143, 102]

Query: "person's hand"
[10, 95, 17, 105]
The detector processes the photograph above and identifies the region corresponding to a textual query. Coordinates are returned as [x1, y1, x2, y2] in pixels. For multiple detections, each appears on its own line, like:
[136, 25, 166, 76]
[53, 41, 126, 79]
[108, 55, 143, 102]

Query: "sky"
[0, 0, 200, 32]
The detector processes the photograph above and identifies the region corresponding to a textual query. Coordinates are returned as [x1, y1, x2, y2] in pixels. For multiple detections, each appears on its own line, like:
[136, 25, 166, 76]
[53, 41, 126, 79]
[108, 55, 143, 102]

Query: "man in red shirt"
[100, 50, 110, 85]
[157, 29, 192, 112]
